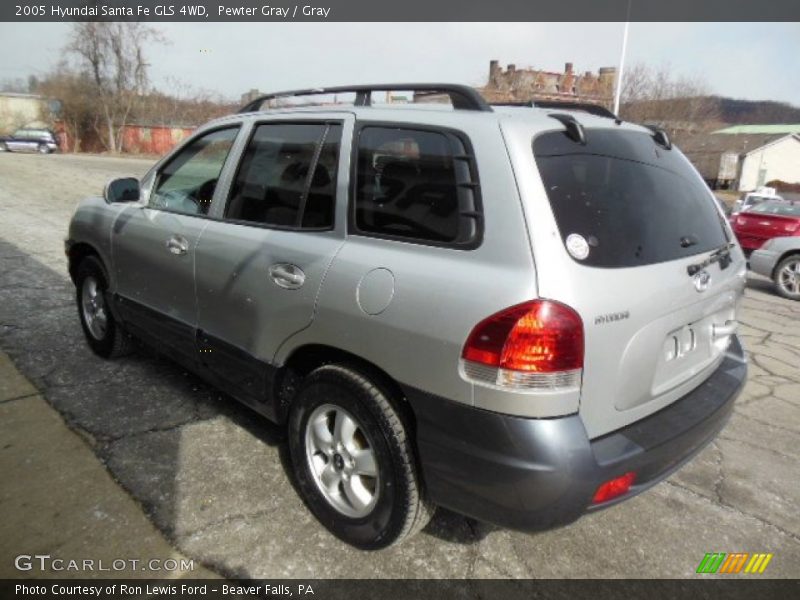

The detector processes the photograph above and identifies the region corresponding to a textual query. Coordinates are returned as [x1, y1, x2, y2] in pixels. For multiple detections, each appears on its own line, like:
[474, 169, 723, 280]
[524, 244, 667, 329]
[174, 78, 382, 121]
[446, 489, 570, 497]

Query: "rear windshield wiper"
[687, 242, 735, 276]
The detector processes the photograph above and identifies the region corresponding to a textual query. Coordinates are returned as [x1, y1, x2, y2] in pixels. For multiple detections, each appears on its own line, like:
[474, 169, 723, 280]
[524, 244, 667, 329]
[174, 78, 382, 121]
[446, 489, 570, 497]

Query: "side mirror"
[104, 177, 140, 203]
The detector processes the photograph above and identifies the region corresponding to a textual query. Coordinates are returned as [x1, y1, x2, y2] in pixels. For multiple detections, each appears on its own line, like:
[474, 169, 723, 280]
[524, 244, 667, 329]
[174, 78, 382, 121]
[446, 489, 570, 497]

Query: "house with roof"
[680, 125, 800, 191]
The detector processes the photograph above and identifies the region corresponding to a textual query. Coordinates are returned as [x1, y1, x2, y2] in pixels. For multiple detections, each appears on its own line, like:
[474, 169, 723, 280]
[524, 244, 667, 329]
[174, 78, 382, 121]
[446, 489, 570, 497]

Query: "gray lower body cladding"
[404, 336, 747, 531]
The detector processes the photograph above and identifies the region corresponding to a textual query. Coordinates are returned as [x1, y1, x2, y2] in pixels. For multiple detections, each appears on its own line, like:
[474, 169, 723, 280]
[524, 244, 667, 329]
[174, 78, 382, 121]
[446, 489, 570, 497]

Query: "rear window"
[748, 201, 800, 217]
[534, 129, 728, 268]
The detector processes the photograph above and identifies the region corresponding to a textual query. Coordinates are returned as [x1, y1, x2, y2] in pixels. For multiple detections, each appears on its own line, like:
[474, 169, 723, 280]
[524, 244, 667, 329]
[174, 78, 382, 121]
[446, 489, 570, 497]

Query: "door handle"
[269, 263, 305, 289]
[165, 235, 189, 256]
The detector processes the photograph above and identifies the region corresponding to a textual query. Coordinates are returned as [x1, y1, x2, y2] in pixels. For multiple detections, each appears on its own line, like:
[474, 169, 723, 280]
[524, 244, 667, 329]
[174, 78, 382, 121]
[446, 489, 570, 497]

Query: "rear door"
[194, 115, 351, 405]
[506, 124, 746, 438]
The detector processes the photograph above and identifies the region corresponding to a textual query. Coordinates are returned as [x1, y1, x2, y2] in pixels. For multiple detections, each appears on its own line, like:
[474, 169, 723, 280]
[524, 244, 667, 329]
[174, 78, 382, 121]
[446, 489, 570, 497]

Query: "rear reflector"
[461, 299, 584, 391]
[592, 472, 636, 504]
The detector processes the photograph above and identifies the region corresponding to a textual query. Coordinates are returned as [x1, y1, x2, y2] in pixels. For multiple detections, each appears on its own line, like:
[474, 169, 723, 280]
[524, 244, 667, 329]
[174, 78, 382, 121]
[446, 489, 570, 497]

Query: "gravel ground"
[1, 152, 799, 578]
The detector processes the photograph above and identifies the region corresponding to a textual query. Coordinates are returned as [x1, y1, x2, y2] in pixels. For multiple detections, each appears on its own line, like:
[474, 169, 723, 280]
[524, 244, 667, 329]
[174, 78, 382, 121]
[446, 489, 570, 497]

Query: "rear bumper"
[405, 336, 747, 531]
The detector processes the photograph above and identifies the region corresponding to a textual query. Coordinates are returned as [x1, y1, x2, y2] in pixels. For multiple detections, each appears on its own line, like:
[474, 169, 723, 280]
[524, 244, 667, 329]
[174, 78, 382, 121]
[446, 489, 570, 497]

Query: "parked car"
[731, 187, 784, 216]
[750, 236, 800, 301]
[732, 200, 800, 256]
[0, 127, 59, 154]
[65, 84, 747, 549]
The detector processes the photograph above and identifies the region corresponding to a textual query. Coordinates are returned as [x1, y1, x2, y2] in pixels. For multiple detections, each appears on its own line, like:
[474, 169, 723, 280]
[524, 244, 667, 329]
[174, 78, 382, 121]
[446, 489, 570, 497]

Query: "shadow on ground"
[0, 237, 489, 579]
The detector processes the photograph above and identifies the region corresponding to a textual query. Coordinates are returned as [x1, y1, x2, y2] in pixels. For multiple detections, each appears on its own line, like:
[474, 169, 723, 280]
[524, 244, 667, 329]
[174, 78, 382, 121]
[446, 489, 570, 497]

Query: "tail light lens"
[461, 300, 584, 391]
[592, 472, 636, 504]
[785, 222, 799, 233]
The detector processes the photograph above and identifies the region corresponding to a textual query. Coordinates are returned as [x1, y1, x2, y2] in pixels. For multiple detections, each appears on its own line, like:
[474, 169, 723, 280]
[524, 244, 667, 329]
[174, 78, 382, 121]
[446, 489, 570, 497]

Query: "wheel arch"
[274, 344, 415, 431]
[772, 249, 800, 280]
[68, 242, 104, 283]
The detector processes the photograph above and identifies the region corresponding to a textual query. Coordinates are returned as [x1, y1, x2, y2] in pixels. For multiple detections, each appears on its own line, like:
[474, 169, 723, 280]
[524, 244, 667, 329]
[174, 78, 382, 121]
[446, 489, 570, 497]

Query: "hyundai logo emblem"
[693, 270, 712, 292]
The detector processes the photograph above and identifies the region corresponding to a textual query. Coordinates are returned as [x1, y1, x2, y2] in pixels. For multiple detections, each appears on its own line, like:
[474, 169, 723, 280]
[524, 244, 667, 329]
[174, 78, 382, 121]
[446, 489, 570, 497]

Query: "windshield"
[534, 129, 728, 268]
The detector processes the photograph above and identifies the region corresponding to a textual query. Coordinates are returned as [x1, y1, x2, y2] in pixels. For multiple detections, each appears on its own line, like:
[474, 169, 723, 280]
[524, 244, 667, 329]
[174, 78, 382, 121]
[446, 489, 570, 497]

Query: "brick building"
[479, 60, 617, 108]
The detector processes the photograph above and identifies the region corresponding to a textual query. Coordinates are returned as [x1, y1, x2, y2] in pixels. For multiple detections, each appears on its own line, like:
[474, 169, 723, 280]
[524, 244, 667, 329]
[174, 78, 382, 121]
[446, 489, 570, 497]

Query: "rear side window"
[226, 123, 341, 229]
[353, 126, 481, 246]
[534, 130, 728, 268]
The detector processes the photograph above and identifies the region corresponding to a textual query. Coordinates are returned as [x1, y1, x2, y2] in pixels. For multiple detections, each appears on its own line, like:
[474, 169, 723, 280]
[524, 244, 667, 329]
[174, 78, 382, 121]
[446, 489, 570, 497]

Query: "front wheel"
[774, 255, 800, 301]
[37, 143, 50, 154]
[288, 364, 433, 549]
[75, 256, 133, 358]
[0, 142, 7, 152]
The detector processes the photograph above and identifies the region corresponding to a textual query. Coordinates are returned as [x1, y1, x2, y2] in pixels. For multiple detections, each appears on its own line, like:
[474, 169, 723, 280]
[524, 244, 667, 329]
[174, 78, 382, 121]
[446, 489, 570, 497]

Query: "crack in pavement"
[663, 480, 800, 544]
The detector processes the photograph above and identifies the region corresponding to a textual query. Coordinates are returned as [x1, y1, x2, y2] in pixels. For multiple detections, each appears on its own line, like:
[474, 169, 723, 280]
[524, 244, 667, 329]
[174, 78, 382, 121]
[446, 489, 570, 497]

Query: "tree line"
[3, 23, 234, 152]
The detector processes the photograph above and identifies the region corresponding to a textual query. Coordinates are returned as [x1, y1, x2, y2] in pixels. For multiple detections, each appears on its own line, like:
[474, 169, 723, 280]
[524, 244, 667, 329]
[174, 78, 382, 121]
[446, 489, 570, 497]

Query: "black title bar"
[5, 0, 800, 22]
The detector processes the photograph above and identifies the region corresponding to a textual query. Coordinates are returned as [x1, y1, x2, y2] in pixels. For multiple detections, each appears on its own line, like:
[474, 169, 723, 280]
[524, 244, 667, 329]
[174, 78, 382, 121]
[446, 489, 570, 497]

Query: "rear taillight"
[785, 222, 799, 233]
[461, 300, 584, 391]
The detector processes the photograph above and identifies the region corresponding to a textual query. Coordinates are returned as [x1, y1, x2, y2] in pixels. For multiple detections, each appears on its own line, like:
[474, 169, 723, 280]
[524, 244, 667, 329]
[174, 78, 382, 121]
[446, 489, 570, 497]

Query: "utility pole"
[613, 0, 632, 116]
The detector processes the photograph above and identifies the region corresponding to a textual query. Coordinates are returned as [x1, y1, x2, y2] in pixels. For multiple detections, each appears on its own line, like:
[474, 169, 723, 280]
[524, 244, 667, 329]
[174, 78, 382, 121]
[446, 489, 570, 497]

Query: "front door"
[194, 118, 350, 406]
[112, 126, 241, 363]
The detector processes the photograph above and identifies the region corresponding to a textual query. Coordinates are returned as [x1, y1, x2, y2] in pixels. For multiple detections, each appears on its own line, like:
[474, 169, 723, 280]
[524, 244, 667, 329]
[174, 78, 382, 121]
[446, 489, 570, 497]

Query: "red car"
[732, 200, 800, 254]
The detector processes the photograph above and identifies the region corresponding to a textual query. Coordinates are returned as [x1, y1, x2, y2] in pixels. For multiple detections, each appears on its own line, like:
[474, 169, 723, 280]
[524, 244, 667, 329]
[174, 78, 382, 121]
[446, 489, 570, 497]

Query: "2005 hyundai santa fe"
[66, 84, 748, 549]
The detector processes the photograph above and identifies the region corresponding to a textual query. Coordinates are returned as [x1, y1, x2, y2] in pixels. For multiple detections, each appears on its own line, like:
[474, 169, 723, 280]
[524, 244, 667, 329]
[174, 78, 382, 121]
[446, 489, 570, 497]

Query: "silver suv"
[66, 84, 748, 549]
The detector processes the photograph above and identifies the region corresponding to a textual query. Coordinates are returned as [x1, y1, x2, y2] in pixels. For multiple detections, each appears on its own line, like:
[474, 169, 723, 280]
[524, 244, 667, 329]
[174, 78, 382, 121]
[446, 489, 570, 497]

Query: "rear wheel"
[37, 143, 50, 154]
[774, 255, 800, 301]
[0, 142, 7, 152]
[76, 256, 133, 358]
[288, 364, 433, 549]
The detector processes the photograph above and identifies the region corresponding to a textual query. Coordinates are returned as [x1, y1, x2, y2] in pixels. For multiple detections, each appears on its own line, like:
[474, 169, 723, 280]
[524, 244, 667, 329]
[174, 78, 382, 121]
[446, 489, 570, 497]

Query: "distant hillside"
[712, 96, 800, 124]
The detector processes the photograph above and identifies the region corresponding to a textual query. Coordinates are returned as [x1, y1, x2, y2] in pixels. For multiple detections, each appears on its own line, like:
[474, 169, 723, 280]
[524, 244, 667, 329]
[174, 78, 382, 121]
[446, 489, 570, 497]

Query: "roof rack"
[491, 100, 618, 120]
[237, 84, 493, 114]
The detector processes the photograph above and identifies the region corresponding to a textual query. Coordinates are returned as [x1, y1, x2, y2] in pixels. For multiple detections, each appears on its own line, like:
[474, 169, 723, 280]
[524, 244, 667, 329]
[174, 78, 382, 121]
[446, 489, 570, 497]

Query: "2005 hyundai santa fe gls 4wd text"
[66, 84, 748, 549]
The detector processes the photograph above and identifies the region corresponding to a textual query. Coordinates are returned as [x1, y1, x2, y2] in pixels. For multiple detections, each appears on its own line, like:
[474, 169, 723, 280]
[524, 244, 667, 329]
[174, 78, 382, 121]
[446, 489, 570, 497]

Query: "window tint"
[226, 123, 340, 229]
[354, 126, 476, 244]
[534, 130, 728, 268]
[151, 127, 239, 215]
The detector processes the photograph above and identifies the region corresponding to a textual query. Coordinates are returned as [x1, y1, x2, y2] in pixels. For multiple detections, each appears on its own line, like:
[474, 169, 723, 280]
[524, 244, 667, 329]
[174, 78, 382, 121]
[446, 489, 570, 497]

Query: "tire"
[288, 364, 434, 549]
[37, 143, 50, 154]
[75, 256, 134, 358]
[773, 255, 800, 301]
[0, 142, 7, 152]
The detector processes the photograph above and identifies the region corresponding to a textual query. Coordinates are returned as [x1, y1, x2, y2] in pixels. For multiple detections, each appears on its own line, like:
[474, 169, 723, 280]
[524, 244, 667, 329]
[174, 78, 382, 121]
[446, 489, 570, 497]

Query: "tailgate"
[526, 125, 746, 438]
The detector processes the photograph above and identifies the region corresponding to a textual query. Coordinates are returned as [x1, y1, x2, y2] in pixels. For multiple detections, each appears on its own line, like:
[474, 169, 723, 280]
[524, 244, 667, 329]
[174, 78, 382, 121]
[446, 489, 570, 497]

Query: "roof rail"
[491, 99, 618, 120]
[237, 84, 493, 113]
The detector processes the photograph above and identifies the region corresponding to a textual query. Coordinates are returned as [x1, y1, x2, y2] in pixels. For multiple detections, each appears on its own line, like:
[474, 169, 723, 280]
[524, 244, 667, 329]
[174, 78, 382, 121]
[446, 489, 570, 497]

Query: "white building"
[738, 134, 800, 191]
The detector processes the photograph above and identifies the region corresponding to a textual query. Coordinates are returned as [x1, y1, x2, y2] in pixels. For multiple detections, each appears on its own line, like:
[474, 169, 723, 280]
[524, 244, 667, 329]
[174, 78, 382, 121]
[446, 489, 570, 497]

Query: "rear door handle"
[269, 263, 305, 289]
[165, 235, 189, 256]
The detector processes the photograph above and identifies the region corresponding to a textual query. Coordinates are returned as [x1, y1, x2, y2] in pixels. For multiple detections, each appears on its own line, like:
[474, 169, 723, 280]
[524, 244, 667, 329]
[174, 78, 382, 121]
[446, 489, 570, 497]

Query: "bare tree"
[66, 22, 164, 152]
[620, 62, 721, 139]
[37, 66, 98, 152]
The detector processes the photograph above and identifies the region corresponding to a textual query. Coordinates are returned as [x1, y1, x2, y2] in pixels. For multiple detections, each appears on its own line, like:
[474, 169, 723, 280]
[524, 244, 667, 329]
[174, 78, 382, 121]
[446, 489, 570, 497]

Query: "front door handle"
[269, 263, 305, 289]
[165, 235, 189, 256]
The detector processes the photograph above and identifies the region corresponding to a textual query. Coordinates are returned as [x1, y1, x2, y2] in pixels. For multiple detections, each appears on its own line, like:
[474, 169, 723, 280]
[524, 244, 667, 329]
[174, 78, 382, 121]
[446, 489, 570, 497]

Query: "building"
[480, 61, 617, 108]
[681, 126, 800, 191]
[0, 92, 49, 134]
[120, 122, 195, 154]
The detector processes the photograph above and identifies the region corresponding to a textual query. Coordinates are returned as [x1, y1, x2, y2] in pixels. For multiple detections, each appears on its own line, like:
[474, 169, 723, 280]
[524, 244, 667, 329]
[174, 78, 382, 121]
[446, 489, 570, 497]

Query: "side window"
[353, 126, 481, 245]
[226, 123, 341, 229]
[150, 127, 239, 216]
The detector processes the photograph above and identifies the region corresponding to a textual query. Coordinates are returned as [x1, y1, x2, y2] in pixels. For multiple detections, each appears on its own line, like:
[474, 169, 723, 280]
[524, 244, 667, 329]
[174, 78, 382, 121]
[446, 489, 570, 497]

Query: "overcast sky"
[1, 22, 798, 105]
